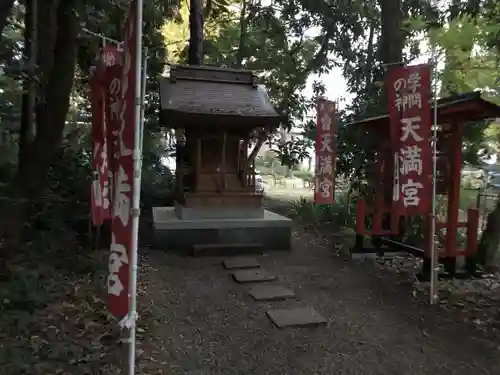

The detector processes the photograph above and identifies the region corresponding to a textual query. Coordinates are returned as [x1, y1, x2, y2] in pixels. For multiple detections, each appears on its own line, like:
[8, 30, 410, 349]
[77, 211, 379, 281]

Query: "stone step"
[223, 257, 260, 269]
[232, 269, 276, 283]
[192, 243, 263, 257]
[266, 307, 327, 328]
[247, 284, 295, 301]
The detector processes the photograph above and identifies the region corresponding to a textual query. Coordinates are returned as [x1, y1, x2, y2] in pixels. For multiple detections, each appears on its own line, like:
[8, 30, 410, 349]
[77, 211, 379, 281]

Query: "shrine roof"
[159, 64, 282, 128]
[348, 91, 500, 128]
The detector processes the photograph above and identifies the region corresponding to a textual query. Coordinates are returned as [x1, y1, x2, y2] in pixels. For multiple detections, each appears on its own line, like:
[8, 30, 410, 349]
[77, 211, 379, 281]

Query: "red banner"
[387, 64, 432, 216]
[90, 48, 116, 226]
[107, 0, 138, 319]
[314, 98, 336, 204]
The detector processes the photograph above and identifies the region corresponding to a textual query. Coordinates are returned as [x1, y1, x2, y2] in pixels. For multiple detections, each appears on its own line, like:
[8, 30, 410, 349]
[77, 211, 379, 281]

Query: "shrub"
[290, 192, 356, 228]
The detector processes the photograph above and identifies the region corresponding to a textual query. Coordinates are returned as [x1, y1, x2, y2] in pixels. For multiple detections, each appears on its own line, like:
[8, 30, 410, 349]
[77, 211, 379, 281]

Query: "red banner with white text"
[387, 64, 432, 216]
[314, 98, 336, 204]
[89, 45, 123, 226]
[106, 0, 138, 319]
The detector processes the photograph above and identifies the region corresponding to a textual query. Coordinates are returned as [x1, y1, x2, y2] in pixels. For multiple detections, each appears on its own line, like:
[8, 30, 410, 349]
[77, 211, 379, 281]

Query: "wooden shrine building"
[153, 64, 292, 254]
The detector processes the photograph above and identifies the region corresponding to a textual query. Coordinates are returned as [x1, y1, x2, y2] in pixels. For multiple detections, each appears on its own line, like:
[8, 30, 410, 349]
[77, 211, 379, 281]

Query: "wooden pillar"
[196, 136, 202, 192]
[356, 199, 366, 234]
[175, 128, 185, 203]
[237, 139, 241, 175]
[445, 123, 463, 259]
[221, 131, 227, 190]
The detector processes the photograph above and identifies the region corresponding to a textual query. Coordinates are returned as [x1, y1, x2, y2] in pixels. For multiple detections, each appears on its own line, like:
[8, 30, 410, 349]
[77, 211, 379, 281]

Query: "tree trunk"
[19, 0, 38, 171]
[363, 20, 376, 97]
[0, 0, 78, 260]
[378, 0, 404, 67]
[188, 0, 204, 65]
[176, 0, 204, 202]
[235, 0, 248, 68]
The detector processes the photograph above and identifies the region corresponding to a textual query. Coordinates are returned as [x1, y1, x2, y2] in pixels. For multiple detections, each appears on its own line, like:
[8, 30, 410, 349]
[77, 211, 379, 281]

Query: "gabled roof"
[159, 64, 282, 129]
[348, 92, 500, 128]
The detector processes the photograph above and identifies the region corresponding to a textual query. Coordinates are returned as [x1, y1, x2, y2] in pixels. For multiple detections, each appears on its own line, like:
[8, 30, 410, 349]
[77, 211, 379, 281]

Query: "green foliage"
[293, 169, 314, 183]
[290, 192, 356, 228]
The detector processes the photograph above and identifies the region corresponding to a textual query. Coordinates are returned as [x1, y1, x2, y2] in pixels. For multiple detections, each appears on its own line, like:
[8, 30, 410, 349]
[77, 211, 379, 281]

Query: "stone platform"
[152, 207, 292, 254]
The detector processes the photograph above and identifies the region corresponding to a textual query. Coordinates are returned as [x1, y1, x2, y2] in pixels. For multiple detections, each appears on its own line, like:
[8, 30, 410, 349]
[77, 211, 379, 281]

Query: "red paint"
[314, 98, 336, 204]
[386, 64, 433, 216]
[356, 199, 366, 234]
[89, 44, 123, 226]
[107, 0, 138, 319]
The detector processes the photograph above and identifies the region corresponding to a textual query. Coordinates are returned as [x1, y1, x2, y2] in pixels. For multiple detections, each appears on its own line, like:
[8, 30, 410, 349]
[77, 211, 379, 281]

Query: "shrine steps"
[192, 243, 263, 257]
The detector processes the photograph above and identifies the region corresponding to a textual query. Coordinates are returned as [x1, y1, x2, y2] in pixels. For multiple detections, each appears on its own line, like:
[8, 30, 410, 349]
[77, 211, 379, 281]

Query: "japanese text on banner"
[89, 43, 122, 226]
[314, 99, 336, 204]
[387, 64, 432, 215]
[106, 0, 137, 319]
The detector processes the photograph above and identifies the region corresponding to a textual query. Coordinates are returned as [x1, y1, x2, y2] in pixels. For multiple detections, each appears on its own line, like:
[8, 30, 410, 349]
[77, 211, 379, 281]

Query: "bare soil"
[4, 195, 499, 374]
[135, 224, 500, 375]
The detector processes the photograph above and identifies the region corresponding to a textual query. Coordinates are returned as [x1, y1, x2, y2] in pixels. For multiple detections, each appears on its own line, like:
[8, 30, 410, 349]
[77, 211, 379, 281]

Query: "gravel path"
[135, 227, 500, 375]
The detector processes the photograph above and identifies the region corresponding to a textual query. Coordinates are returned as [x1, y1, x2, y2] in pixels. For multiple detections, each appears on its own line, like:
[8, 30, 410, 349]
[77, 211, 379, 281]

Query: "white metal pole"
[128, 0, 144, 373]
[139, 48, 148, 157]
[429, 59, 439, 305]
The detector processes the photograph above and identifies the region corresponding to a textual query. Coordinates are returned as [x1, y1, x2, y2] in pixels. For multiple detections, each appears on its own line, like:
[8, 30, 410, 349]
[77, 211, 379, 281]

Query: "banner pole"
[128, 0, 143, 373]
[429, 59, 439, 305]
[139, 48, 148, 157]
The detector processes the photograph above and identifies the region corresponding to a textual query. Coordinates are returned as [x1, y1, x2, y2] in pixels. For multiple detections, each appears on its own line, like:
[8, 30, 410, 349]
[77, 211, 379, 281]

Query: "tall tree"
[188, 0, 204, 64]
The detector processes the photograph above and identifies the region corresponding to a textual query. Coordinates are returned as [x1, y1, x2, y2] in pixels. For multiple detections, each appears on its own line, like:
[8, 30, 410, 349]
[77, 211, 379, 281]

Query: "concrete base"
[152, 207, 292, 254]
[175, 201, 264, 220]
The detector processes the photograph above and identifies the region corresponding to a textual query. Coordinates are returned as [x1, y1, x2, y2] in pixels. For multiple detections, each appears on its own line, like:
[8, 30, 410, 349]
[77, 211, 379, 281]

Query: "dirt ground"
[135, 223, 500, 375]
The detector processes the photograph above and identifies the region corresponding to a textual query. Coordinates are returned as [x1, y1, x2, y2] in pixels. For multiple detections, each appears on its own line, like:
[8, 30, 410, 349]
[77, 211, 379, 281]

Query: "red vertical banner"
[314, 98, 336, 204]
[101, 43, 124, 200]
[90, 44, 122, 226]
[106, 0, 137, 319]
[387, 64, 432, 216]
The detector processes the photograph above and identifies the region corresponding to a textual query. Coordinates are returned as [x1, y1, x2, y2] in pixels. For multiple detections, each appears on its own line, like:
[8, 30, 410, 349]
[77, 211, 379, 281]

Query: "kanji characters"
[320, 112, 332, 132]
[316, 176, 333, 199]
[319, 133, 333, 153]
[315, 99, 335, 203]
[401, 179, 423, 207]
[400, 116, 423, 142]
[107, 236, 129, 296]
[407, 72, 421, 93]
[109, 78, 121, 121]
[390, 65, 431, 212]
[399, 145, 422, 176]
[318, 155, 333, 175]
[113, 165, 132, 226]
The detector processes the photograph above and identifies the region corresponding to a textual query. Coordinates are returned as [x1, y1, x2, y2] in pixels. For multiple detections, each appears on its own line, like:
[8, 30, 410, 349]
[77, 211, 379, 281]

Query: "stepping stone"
[232, 269, 276, 283]
[223, 257, 260, 270]
[266, 307, 327, 328]
[247, 284, 295, 301]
